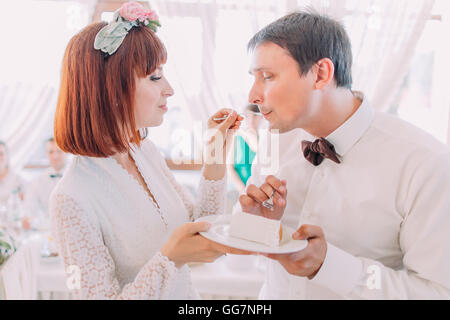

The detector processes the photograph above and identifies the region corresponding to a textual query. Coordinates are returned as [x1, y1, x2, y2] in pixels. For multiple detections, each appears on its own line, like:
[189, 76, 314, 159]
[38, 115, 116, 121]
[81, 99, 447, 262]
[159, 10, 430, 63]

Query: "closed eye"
[262, 73, 273, 80]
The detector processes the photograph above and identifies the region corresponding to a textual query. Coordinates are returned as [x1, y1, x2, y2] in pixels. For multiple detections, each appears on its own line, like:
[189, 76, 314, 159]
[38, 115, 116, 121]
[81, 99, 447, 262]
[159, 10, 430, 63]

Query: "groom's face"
[248, 42, 317, 133]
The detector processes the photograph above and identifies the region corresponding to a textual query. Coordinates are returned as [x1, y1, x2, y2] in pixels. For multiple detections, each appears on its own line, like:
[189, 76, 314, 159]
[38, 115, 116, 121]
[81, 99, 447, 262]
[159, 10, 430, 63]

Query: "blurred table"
[190, 255, 265, 299]
[0, 231, 70, 299]
[34, 251, 265, 299]
[36, 255, 71, 299]
[2, 228, 266, 299]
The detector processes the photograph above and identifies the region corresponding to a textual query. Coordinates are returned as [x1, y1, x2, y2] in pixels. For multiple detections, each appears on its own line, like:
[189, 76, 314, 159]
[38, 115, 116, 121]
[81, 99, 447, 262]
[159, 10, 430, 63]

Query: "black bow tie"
[301, 138, 341, 166]
[49, 174, 63, 179]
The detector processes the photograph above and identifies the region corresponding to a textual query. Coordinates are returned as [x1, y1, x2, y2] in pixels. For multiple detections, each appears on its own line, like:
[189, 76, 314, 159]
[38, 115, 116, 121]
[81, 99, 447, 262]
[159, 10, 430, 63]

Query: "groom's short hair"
[248, 10, 353, 89]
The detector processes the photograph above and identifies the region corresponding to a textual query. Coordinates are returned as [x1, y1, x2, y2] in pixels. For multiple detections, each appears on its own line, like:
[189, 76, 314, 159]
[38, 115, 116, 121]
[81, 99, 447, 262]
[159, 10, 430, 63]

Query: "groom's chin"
[268, 122, 289, 134]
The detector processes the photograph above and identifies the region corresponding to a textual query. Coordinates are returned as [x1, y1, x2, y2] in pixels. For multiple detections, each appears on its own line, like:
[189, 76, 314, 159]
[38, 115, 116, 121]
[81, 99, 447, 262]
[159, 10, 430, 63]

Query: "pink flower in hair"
[146, 10, 159, 21]
[120, 2, 146, 22]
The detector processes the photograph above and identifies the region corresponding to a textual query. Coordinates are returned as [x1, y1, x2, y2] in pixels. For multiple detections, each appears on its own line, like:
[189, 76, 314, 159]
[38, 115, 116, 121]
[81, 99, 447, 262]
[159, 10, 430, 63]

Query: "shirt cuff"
[309, 242, 363, 296]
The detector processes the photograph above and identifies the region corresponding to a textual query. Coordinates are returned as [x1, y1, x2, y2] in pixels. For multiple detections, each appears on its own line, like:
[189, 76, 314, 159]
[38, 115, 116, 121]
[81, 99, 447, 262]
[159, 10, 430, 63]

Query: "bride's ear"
[312, 58, 335, 90]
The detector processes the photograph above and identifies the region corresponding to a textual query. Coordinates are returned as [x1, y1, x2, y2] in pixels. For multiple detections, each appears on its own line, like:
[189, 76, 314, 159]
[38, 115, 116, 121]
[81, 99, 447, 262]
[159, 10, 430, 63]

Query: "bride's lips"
[159, 104, 168, 112]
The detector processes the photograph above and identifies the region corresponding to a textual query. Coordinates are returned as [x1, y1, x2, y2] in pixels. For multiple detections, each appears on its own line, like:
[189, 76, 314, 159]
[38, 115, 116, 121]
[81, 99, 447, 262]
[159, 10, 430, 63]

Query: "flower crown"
[94, 2, 161, 57]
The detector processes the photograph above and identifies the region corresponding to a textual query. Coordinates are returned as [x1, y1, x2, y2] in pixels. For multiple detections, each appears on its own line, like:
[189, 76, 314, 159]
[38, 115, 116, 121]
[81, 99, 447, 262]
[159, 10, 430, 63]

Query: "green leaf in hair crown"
[94, 2, 161, 57]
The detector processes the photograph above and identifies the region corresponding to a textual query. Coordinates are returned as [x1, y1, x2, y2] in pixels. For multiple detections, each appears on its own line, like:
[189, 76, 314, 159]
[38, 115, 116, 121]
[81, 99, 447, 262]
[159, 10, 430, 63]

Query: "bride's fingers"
[210, 110, 243, 124]
[218, 111, 238, 132]
[228, 115, 243, 129]
[229, 121, 241, 130]
[214, 108, 232, 117]
[210, 108, 233, 123]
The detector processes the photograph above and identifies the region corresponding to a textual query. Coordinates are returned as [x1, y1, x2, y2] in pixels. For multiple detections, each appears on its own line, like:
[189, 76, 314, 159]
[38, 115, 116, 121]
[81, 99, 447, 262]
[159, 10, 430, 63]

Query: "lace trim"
[50, 193, 178, 299]
[195, 174, 227, 219]
[129, 155, 169, 228]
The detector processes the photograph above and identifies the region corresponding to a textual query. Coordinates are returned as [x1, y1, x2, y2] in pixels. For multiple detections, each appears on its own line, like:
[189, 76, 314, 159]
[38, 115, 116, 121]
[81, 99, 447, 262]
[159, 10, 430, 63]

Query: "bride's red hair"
[54, 22, 166, 157]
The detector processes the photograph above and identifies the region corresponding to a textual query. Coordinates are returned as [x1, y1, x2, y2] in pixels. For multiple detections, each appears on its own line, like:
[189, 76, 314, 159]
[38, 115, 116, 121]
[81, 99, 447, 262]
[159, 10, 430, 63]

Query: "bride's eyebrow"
[150, 66, 163, 74]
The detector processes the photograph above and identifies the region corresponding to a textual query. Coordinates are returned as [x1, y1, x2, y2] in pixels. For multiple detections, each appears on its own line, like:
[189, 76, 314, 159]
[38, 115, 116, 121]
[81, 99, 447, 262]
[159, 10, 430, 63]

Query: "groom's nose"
[248, 83, 263, 105]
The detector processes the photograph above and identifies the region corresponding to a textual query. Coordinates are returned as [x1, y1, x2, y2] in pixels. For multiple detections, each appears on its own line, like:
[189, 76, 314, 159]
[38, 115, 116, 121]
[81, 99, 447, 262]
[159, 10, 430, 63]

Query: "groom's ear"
[312, 58, 335, 90]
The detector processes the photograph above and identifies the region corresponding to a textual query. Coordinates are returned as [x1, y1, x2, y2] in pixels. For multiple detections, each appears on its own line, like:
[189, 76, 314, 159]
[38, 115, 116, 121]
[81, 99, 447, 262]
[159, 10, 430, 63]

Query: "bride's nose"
[162, 79, 174, 97]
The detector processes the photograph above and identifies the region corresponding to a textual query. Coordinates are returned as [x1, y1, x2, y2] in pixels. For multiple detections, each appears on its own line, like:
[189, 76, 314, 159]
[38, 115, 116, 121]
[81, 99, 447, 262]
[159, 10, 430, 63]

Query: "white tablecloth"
[1, 231, 266, 300]
[0, 235, 41, 299]
[190, 255, 265, 298]
[34, 254, 265, 299]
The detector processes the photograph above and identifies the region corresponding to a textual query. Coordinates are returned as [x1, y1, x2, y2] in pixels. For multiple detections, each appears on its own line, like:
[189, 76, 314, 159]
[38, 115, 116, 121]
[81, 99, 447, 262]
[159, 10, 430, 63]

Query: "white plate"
[196, 215, 308, 254]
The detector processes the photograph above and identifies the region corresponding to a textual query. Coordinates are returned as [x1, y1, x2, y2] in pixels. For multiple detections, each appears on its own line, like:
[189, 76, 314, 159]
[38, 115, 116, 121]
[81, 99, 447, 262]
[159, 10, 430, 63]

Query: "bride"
[50, 2, 247, 300]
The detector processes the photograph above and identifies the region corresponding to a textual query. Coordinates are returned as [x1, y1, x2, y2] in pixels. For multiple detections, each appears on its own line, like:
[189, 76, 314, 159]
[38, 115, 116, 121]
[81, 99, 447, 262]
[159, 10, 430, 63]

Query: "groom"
[239, 11, 450, 299]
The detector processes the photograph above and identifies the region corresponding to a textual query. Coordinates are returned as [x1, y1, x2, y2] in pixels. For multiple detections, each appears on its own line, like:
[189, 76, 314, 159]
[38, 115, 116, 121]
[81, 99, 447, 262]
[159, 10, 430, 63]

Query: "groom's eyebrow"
[248, 67, 271, 74]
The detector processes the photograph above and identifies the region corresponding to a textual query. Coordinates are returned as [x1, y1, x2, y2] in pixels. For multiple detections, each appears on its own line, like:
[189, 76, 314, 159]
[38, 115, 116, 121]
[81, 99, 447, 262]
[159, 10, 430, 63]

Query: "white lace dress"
[49, 139, 226, 299]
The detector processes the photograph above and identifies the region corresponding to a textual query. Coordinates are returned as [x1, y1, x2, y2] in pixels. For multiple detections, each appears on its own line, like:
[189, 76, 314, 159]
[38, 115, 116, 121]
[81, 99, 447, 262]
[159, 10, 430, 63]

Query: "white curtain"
[0, 0, 437, 168]
[152, 0, 287, 121]
[151, 0, 435, 121]
[0, 84, 57, 170]
[332, 0, 436, 111]
[448, 105, 450, 145]
[0, 0, 96, 170]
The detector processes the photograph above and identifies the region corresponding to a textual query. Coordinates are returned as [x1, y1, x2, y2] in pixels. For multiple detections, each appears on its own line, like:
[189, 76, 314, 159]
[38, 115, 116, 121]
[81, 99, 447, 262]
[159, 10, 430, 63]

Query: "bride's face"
[134, 65, 174, 129]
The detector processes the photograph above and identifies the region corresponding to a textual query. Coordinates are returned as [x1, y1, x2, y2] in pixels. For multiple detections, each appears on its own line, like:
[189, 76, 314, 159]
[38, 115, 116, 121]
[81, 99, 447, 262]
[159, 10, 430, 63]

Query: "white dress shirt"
[23, 167, 65, 228]
[241, 92, 450, 299]
[0, 171, 24, 204]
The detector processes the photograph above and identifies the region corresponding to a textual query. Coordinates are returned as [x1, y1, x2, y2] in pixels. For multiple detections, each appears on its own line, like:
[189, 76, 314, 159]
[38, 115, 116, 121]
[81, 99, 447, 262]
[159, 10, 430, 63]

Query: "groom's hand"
[263, 225, 327, 279]
[239, 175, 287, 220]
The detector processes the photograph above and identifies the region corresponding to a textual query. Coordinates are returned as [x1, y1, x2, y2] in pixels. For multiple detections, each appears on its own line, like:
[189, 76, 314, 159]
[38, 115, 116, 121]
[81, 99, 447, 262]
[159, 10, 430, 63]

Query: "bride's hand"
[204, 109, 244, 165]
[160, 221, 251, 268]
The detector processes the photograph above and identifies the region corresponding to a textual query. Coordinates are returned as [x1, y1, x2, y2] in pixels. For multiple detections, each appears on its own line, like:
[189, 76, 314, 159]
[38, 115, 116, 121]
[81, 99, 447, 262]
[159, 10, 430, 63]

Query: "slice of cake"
[229, 211, 283, 247]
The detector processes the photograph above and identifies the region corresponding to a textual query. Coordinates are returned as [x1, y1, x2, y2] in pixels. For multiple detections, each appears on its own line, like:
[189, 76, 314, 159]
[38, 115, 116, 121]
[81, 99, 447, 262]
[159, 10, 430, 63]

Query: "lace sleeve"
[49, 194, 178, 300]
[194, 174, 227, 220]
[159, 161, 227, 221]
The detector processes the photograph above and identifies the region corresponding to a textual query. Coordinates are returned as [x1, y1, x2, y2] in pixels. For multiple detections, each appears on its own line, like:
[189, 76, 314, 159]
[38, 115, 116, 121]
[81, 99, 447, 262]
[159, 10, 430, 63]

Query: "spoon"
[213, 111, 262, 121]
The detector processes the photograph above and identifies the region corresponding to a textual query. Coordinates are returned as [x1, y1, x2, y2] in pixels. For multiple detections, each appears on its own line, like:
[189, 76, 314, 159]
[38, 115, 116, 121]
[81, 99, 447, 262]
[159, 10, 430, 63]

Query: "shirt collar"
[47, 165, 66, 177]
[325, 91, 375, 157]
